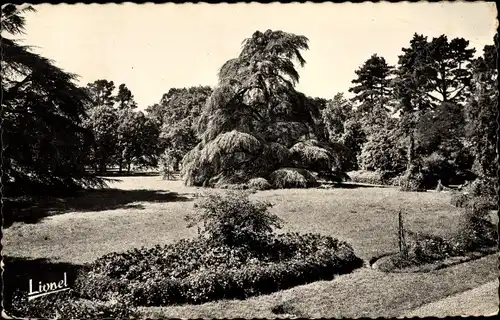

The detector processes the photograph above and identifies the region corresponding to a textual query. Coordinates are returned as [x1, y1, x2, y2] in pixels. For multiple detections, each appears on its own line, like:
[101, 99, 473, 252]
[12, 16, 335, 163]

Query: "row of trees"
[3, 4, 495, 194]
[324, 33, 497, 188]
[87, 30, 493, 189]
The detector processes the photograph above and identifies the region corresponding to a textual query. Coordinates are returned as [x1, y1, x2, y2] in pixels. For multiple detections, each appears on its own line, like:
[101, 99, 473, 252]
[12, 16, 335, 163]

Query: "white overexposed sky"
[20, 2, 497, 109]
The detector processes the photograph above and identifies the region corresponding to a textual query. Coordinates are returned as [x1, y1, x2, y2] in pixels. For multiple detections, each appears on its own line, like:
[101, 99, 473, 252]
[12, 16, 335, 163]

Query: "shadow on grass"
[3, 188, 193, 228]
[98, 171, 163, 177]
[1, 256, 86, 310]
[321, 182, 383, 189]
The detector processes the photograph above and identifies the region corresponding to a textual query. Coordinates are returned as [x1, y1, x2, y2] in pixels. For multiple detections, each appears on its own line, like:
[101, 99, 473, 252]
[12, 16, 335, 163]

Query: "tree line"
[328, 33, 497, 189]
[2, 4, 496, 195]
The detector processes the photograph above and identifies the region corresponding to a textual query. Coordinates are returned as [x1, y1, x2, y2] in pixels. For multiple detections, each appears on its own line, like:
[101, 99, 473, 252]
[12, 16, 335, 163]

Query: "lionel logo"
[28, 272, 69, 301]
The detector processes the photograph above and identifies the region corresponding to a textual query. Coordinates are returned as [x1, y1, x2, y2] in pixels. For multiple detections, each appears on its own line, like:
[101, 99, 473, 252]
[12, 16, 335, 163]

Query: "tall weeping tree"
[1, 4, 104, 195]
[182, 30, 346, 187]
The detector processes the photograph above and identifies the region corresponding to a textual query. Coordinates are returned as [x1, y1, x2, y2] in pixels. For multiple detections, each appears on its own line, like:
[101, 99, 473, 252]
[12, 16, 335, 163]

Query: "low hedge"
[74, 233, 363, 306]
[347, 170, 386, 185]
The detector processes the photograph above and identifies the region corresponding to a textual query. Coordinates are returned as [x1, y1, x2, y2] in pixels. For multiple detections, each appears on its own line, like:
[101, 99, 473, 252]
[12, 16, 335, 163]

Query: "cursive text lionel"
[28, 272, 69, 301]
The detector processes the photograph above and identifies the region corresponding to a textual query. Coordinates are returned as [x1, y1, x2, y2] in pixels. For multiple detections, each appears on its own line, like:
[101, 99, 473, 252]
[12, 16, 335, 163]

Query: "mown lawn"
[3, 176, 497, 317]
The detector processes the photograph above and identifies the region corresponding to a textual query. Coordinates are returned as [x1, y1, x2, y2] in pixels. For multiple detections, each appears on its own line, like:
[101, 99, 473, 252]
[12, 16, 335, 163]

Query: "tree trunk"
[127, 161, 131, 175]
[406, 129, 415, 174]
[118, 158, 123, 173]
[99, 159, 106, 174]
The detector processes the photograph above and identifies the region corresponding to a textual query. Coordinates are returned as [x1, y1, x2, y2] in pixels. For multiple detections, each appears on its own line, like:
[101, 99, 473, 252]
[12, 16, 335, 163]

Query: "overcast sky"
[21, 2, 497, 109]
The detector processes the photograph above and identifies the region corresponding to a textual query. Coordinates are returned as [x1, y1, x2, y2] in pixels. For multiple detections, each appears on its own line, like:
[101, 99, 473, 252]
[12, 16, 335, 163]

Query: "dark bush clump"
[7, 290, 137, 318]
[450, 193, 472, 208]
[466, 177, 496, 197]
[186, 191, 281, 249]
[405, 231, 457, 262]
[453, 201, 497, 252]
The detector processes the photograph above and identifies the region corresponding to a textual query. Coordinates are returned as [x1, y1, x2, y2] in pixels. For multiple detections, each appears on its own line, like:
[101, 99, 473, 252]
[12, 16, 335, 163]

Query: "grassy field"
[3, 176, 497, 317]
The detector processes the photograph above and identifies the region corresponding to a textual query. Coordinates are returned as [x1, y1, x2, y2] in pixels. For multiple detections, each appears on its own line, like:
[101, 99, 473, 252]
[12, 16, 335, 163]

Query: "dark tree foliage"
[83, 106, 119, 173]
[464, 40, 498, 179]
[349, 53, 394, 131]
[115, 83, 137, 110]
[1, 5, 104, 195]
[321, 93, 364, 170]
[150, 86, 213, 171]
[85, 80, 116, 109]
[392, 33, 476, 189]
[115, 109, 159, 172]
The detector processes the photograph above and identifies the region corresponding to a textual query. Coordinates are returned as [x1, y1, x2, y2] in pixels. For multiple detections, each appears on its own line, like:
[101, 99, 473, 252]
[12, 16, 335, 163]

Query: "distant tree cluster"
[82, 80, 161, 174]
[146, 86, 213, 176]
[320, 33, 497, 190]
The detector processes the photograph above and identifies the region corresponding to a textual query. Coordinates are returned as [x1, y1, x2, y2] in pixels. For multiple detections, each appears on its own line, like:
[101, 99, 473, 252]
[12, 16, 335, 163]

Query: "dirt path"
[404, 279, 499, 317]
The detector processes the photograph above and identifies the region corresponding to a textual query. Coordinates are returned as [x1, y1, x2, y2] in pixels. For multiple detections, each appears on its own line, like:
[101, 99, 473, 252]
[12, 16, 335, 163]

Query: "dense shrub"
[405, 231, 457, 262]
[465, 177, 497, 197]
[247, 177, 272, 190]
[269, 167, 319, 189]
[7, 290, 137, 318]
[75, 233, 363, 307]
[450, 193, 472, 208]
[450, 192, 496, 211]
[186, 191, 281, 249]
[453, 201, 497, 252]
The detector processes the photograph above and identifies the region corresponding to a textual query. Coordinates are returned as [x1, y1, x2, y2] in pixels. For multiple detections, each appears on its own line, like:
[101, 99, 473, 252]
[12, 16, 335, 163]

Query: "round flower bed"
[73, 233, 363, 307]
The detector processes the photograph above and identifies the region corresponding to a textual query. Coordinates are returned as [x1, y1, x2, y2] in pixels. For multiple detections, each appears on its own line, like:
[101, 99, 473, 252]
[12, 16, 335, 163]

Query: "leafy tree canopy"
[1, 4, 103, 195]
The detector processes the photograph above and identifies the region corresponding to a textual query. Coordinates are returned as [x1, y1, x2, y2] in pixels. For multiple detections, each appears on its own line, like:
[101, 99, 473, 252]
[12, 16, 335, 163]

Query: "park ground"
[3, 175, 498, 318]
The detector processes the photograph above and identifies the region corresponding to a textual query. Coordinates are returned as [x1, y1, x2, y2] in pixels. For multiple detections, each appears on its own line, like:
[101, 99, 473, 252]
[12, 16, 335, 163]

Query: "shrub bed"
[247, 177, 272, 190]
[379, 203, 497, 272]
[269, 167, 319, 189]
[74, 233, 363, 306]
[7, 290, 137, 318]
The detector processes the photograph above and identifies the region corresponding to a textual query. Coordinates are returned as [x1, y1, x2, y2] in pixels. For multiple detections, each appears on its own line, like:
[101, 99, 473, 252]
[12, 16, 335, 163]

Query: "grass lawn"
[3, 176, 497, 317]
